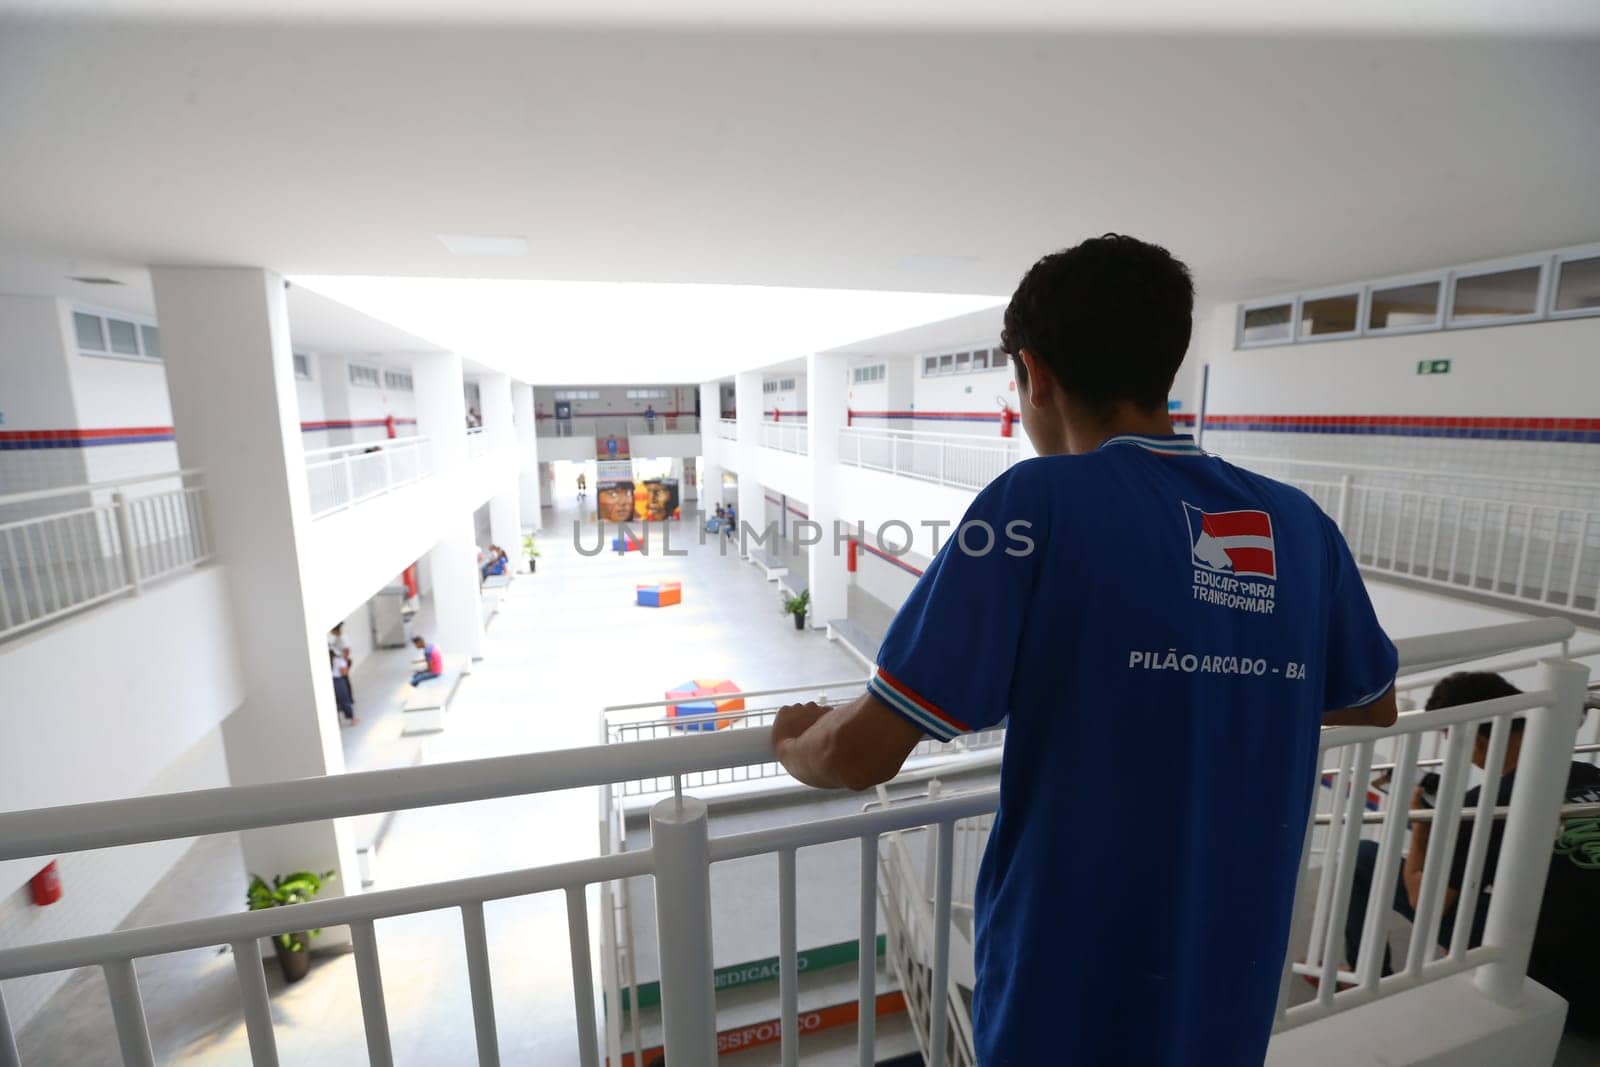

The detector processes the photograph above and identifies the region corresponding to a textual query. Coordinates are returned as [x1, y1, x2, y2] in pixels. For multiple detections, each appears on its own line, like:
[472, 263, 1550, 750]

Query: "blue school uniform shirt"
[867, 434, 1396, 1066]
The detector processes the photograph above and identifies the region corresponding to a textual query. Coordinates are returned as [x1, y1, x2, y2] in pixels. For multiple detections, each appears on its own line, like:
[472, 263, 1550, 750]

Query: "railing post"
[1335, 473, 1353, 532]
[650, 795, 717, 1065]
[1473, 657, 1589, 1005]
[113, 490, 142, 595]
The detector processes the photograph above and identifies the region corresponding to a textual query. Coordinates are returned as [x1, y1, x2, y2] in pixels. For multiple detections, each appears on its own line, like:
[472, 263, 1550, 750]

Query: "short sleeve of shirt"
[868, 467, 1044, 742]
[1320, 513, 1398, 711]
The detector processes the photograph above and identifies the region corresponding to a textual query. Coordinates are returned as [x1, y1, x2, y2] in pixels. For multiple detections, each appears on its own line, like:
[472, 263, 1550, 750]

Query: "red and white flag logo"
[1184, 503, 1277, 579]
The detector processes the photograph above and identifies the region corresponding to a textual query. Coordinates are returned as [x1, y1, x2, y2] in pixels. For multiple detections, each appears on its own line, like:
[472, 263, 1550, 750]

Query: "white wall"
[761, 372, 806, 417]
[0, 568, 244, 1028]
[58, 300, 179, 485]
[1194, 309, 1600, 489]
[755, 445, 808, 502]
[0, 295, 87, 497]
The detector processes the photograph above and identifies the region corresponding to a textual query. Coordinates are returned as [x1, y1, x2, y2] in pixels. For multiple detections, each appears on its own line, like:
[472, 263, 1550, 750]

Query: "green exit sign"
[1416, 360, 1451, 375]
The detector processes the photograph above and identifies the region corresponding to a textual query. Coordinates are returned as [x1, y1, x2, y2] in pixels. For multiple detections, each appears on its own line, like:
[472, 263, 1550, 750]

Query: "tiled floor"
[14, 502, 870, 1065]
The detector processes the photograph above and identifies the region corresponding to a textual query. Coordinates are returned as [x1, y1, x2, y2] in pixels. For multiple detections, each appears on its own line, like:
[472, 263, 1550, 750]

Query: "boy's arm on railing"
[772, 692, 923, 792]
[1323, 686, 1399, 728]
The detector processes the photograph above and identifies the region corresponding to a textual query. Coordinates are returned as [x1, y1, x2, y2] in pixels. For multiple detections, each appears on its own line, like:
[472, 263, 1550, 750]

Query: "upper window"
[1239, 302, 1293, 346]
[348, 363, 382, 388]
[852, 363, 885, 384]
[923, 356, 938, 376]
[293, 353, 312, 380]
[920, 346, 1008, 377]
[1367, 279, 1441, 332]
[990, 348, 1009, 369]
[1552, 254, 1600, 315]
[73, 311, 105, 351]
[1298, 292, 1360, 339]
[73, 308, 160, 361]
[383, 369, 413, 391]
[1449, 264, 1544, 325]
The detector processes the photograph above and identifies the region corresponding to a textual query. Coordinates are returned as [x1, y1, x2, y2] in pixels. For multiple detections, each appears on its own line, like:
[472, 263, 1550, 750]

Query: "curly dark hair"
[1426, 671, 1524, 735]
[1001, 234, 1194, 414]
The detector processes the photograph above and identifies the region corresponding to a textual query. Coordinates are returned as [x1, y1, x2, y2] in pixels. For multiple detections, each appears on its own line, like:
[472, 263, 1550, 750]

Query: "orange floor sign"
[612, 990, 908, 1066]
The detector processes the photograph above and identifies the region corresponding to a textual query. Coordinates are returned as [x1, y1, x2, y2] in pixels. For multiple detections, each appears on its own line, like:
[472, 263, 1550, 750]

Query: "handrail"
[841, 426, 1017, 449]
[302, 433, 428, 463]
[1236, 455, 1600, 494]
[0, 729, 775, 862]
[0, 468, 204, 509]
[602, 678, 868, 715]
[1389, 618, 1572, 674]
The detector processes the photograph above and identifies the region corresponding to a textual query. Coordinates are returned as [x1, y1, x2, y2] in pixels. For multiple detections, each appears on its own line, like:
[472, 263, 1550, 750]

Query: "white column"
[512, 381, 544, 524]
[481, 374, 520, 550]
[697, 381, 723, 513]
[150, 266, 357, 897]
[413, 352, 484, 662]
[316, 353, 356, 447]
[735, 371, 762, 558]
[807, 352, 849, 628]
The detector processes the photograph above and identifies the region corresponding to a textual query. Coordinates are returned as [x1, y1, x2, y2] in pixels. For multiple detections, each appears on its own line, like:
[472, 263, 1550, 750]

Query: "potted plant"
[522, 533, 540, 573]
[246, 870, 335, 984]
[781, 589, 810, 631]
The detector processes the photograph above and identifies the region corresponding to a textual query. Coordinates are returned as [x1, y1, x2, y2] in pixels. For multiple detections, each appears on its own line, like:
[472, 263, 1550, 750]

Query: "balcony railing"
[715, 418, 738, 441]
[304, 435, 431, 518]
[465, 426, 488, 458]
[0, 620, 1585, 1067]
[760, 421, 809, 455]
[1245, 459, 1600, 622]
[539, 416, 700, 440]
[839, 427, 1018, 492]
[0, 471, 212, 643]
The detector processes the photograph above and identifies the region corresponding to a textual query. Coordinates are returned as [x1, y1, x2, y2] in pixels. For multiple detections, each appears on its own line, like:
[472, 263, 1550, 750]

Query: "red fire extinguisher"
[30, 862, 62, 906]
[1000, 406, 1016, 438]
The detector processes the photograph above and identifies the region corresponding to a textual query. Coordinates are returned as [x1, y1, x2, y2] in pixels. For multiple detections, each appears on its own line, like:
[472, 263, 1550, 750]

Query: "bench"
[482, 573, 511, 591]
[401, 654, 470, 736]
[825, 617, 883, 668]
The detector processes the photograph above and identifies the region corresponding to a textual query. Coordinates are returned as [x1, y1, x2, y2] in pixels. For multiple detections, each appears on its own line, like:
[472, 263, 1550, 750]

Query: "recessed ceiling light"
[68, 275, 125, 285]
[437, 234, 529, 257]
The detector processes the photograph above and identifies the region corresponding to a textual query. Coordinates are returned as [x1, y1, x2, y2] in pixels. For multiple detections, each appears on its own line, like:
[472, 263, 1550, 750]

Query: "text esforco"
[1127, 649, 1307, 681]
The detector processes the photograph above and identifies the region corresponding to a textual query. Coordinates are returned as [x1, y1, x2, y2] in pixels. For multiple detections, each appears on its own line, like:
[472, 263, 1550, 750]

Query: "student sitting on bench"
[411, 635, 444, 686]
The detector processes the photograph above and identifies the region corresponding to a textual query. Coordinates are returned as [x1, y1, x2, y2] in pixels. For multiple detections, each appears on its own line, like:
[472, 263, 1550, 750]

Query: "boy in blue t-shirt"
[774, 235, 1398, 1066]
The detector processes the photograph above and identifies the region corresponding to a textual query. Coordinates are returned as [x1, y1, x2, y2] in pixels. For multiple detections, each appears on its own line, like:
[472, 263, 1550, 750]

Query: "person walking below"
[772, 235, 1398, 1066]
[330, 648, 358, 726]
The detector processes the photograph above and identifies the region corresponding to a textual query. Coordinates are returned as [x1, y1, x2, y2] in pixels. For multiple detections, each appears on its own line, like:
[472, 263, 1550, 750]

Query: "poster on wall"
[596, 431, 631, 459]
[638, 477, 680, 521]
[595, 460, 635, 522]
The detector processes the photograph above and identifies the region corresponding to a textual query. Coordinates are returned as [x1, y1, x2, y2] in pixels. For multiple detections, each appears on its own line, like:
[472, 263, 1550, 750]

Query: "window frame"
[1362, 270, 1447, 337]
[1444, 254, 1551, 330]
[1293, 285, 1364, 343]
[1547, 243, 1600, 321]
[347, 362, 383, 388]
[1235, 296, 1298, 349]
[72, 306, 162, 363]
[293, 353, 314, 381]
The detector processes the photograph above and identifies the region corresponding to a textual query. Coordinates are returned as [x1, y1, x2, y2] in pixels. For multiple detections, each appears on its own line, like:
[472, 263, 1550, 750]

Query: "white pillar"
[512, 381, 544, 525]
[150, 266, 357, 897]
[481, 374, 520, 550]
[413, 352, 484, 662]
[807, 352, 850, 629]
[697, 381, 723, 513]
[316, 353, 356, 447]
[650, 796, 718, 1063]
[735, 371, 762, 558]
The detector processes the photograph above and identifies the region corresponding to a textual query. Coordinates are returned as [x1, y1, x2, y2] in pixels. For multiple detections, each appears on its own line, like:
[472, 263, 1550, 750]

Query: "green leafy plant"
[246, 870, 336, 952]
[781, 589, 811, 618]
[522, 533, 540, 558]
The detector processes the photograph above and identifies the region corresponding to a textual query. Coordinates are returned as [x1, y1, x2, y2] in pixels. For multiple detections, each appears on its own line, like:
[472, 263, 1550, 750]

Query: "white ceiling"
[0, 16, 1597, 383]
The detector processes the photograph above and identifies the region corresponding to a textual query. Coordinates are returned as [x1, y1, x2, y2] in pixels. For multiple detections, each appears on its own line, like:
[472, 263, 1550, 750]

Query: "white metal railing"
[0, 470, 212, 643]
[760, 421, 809, 455]
[1271, 471, 1600, 621]
[601, 680, 1005, 798]
[0, 620, 1586, 1067]
[716, 418, 738, 441]
[838, 427, 1019, 492]
[304, 435, 431, 518]
[539, 416, 701, 440]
